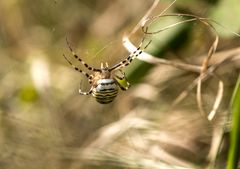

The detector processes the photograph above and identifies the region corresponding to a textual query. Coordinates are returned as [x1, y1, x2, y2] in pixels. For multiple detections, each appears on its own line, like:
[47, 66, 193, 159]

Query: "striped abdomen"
[92, 79, 118, 104]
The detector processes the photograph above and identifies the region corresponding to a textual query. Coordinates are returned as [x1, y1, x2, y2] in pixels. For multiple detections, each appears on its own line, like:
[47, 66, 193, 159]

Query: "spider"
[63, 38, 151, 104]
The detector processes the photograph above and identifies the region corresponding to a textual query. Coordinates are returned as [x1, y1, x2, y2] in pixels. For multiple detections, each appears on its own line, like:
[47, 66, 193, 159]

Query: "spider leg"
[114, 69, 126, 80]
[115, 74, 124, 80]
[78, 81, 93, 95]
[110, 37, 151, 71]
[63, 54, 92, 80]
[66, 38, 101, 72]
[79, 88, 92, 95]
[114, 71, 131, 91]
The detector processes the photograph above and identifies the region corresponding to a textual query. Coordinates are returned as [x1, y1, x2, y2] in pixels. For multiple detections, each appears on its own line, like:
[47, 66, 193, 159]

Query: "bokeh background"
[0, 0, 240, 169]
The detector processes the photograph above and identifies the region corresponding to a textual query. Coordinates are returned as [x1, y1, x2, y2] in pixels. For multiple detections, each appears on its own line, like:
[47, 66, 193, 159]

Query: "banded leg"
[110, 37, 151, 71]
[114, 69, 126, 80]
[78, 81, 93, 95]
[63, 54, 92, 80]
[114, 70, 131, 91]
[79, 88, 92, 95]
[66, 38, 101, 72]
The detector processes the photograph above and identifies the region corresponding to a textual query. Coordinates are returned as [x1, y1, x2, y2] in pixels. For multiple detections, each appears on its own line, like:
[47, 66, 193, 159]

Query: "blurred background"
[0, 0, 240, 169]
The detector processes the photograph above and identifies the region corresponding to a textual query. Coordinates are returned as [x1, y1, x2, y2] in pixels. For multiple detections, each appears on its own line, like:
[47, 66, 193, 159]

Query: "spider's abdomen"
[92, 79, 118, 104]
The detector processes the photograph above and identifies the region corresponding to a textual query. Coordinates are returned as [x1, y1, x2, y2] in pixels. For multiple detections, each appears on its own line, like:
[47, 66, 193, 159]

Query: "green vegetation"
[0, 0, 240, 169]
[227, 76, 240, 169]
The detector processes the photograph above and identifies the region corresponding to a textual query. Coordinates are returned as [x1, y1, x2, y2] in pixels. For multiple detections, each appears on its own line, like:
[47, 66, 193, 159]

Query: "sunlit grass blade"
[227, 75, 240, 169]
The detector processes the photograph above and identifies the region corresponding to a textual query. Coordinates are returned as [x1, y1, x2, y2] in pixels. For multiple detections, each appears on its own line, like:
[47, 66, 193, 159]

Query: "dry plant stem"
[128, 0, 160, 37]
[124, 0, 240, 120]
[123, 35, 238, 107]
[121, 1, 240, 167]
[125, 1, 210, 74]
[123, 36, 201, 73]
[207, 123, 226, 169]
[173, 51, 240, 116]
[196, 75, 224, 121]
[173, 55, 235, 107]
[208, 80, 224, 121]
[141, 11, 224, 121]
[141, 14, 215, 34]
[197, 35, 219, 121]
[141, 13, 240, 37]
[129, 0, 178, 37]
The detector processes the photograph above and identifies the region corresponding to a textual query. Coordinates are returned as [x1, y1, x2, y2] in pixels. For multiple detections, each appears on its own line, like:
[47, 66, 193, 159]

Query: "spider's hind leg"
[79, 88, 92, 95]
[78, 81, 93, 95]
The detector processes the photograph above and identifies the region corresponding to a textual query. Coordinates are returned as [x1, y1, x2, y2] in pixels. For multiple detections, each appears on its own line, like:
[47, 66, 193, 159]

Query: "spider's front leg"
[66, 38, 101, 72]
[109, 37, 151, 71]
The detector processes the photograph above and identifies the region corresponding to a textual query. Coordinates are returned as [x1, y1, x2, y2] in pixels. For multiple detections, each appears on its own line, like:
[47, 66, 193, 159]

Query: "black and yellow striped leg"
[121, 39, 151, 68]
[66, 38, 101, 72]
[109, 38, 151, 71]
[63, 54, 91, 80]
[114, 69, 125, 80]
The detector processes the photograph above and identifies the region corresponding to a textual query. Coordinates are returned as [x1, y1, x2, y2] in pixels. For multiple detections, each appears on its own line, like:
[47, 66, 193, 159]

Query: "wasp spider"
[64, 38, 151, 104]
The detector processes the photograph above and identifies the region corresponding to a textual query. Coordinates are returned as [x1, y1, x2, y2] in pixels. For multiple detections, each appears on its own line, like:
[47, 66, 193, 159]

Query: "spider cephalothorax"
[64, 38, 150, 104]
